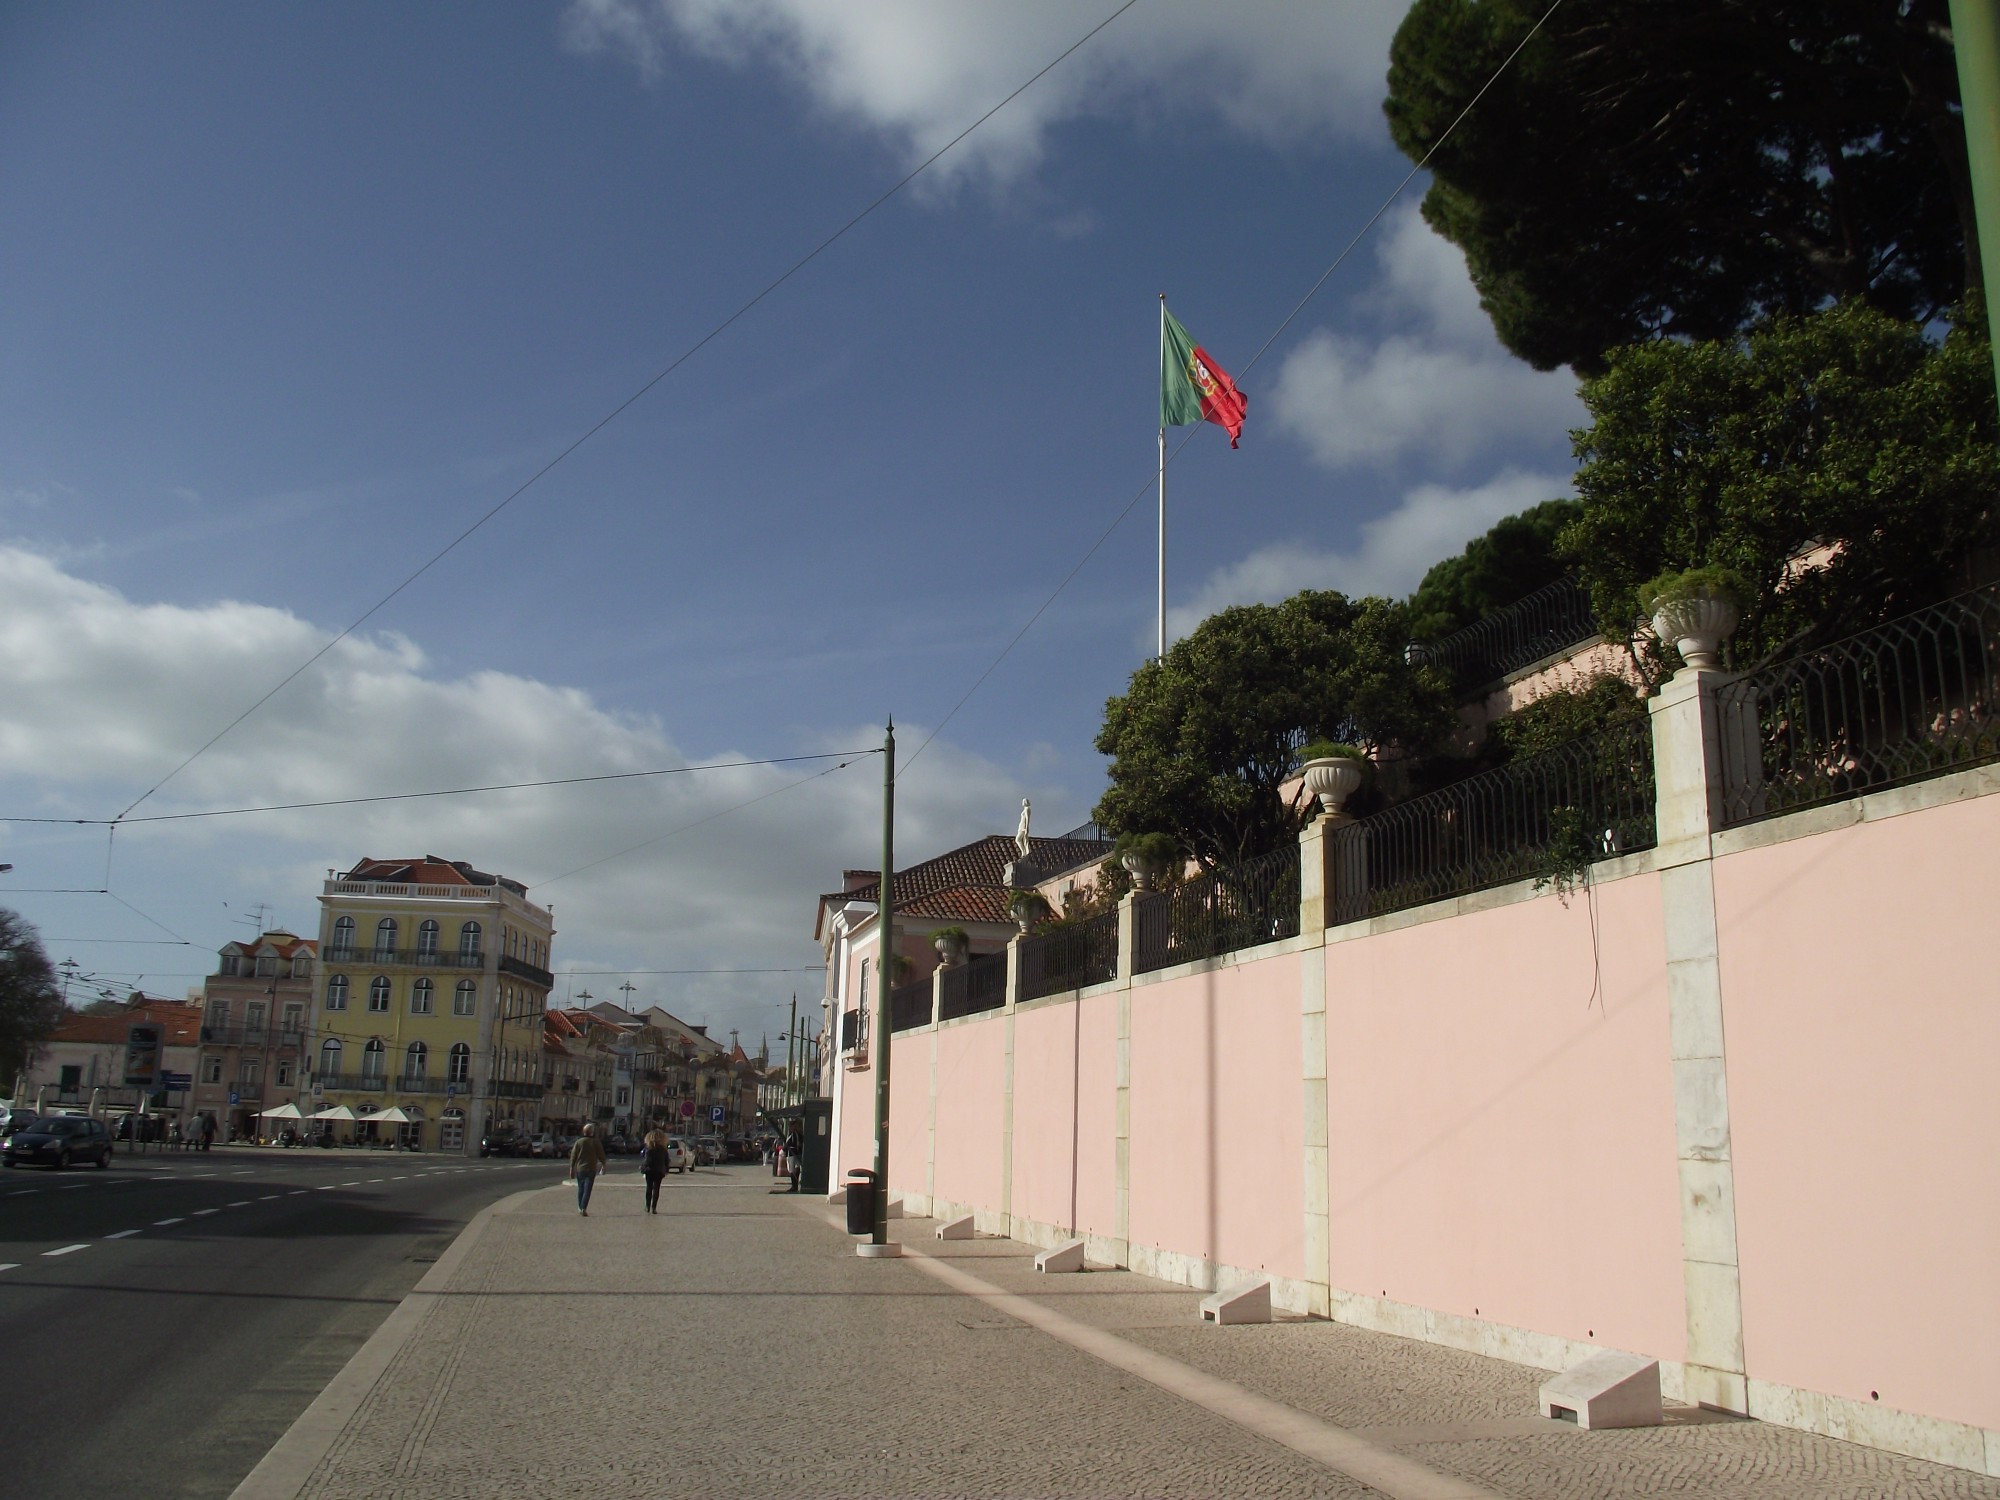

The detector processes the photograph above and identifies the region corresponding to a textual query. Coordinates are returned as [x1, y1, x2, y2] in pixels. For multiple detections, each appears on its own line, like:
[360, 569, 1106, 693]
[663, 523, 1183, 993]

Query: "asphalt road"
[0, 1145, 560, 1500]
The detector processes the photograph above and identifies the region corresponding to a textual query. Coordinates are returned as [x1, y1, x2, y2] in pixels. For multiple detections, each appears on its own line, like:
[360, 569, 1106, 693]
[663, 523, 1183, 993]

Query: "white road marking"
[60, 1183, 89, 1191]
[0, 1263, 19, 1272]
[191, 1208, 219, 1217]
[316, 1185, 336, 1191]
[257, 1195, 279, 1201]
[289, 1189, 308, 1195]
[231, 1170, 254, 1175]
[104, 1230, 142, 1240]
[43, 1244, 88, 1257]
[7, 1190, 36, 1197]
[340, 1181, 361, 1187]
[153, 1217, 185, 1226]
[365, 1178, 384, 1184]
[228, 1200, 252, 1207]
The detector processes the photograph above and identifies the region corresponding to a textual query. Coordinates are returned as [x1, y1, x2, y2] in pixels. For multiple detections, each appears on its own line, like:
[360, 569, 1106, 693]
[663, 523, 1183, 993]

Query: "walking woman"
[640, 1125, 671, 1214]
[569, 1123, 607, 1216]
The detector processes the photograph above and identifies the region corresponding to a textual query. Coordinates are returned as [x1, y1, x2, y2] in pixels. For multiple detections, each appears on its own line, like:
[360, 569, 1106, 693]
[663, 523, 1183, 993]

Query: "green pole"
[864, 721, 900, 1254]
[1952, 0, 2000, 396]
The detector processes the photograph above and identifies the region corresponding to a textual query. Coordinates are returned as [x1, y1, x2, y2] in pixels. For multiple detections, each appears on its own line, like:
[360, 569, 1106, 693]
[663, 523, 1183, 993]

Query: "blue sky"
[0, 2, 1580, 1045]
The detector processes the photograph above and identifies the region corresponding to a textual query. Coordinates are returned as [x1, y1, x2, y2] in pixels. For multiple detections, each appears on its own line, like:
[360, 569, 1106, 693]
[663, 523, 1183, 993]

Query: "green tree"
[1384, 0, 1968, 373]
[1093, 592, 1450, 869]
[0, 909, 64, 1089]
[1408, 498, 1581, 640]
[1561, 301, 1999, 672]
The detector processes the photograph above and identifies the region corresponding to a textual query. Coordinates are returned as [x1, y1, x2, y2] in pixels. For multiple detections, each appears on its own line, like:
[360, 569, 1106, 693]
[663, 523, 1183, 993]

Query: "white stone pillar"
[1296, 812, 1346, 1319]
[1648, 664, 1749, 1413]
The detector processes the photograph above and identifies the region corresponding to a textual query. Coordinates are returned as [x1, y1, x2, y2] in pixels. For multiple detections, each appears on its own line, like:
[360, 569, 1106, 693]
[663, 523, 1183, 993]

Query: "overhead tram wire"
[902, 0, 1568, 775]
[5, 750, 872, 826]
[108, 1, 1144, 829]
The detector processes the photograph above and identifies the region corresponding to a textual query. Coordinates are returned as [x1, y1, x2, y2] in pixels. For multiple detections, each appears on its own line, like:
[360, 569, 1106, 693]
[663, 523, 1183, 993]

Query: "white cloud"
[0, 548, 1035, 1038]
[562, 0, 1407, 181]
[1270, 206, 1582, 473]
[1164, 469, 1571, 639]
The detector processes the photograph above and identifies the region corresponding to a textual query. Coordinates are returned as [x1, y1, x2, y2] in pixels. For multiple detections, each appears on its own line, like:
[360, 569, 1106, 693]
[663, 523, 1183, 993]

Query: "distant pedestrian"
[640, 1126, 670, 1214]
[569, 1123, 607, 1216]
[199, 1113, 216, 1152]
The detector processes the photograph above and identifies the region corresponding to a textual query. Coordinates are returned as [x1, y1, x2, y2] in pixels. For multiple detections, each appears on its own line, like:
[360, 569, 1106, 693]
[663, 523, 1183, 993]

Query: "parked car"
[3, 1115, 114, 1170]
[694, 1136, 724, 1165]
[530, 1132, 558, 1158]
[479, 1132, 527, 1158]
[665, 1137, 692, 1173]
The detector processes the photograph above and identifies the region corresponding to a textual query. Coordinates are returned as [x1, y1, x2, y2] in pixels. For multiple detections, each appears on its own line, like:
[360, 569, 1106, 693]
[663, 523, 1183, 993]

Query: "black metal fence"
[1133, 844, 1301, 975]
[1718, 584, 2000, 827]
[1328, 719, 1657, 924]
[938, 951, 1007, 1022]
[888, 977, 932, 1033]
[1413, 579, 1600, 691]
[1018, 909, 1119, 1002]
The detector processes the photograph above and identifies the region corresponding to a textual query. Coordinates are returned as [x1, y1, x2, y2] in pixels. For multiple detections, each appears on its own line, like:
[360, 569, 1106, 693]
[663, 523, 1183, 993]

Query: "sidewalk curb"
[227, 1185, 548, 1500]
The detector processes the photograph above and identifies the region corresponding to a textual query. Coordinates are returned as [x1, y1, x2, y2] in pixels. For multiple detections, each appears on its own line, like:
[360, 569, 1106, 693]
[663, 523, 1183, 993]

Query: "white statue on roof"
[1016, 797, 1032, 859]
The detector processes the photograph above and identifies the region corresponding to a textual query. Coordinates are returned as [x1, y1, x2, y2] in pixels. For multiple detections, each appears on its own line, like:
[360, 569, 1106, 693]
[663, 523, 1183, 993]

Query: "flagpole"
[1157, 293, 1167, 662]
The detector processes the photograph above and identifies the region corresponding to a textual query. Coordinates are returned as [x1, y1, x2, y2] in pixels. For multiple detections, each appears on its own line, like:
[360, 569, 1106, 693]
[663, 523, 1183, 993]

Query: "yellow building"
[309, 856, 553, 1154]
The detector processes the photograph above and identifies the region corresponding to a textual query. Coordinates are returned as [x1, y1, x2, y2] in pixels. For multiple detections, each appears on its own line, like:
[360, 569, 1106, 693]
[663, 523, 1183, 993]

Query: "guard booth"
[764, 1098, 832, 1195]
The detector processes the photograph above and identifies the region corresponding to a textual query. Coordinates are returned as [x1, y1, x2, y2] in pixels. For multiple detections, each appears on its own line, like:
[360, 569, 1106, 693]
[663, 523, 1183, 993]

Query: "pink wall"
[1716, 797, 2000, 1431]
[1128, 951, 1305, 1279]
[931, 1016, 1007, 1213]
[887, 1030, 929, 1200]
[1009, 1001, 1080, 1233]
[1324, 874, 1685, 1362]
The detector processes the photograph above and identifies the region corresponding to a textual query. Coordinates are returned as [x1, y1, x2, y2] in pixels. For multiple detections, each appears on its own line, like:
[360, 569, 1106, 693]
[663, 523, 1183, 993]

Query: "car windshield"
[40, 1119, 84, 1136]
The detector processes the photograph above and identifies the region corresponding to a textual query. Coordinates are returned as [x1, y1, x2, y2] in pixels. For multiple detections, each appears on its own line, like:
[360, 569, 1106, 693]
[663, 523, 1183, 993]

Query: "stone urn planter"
[1301, 756, 1364, 815]
[931, 929, 969, 968]
[1119, 849, 1167, 893]
[1651, 596, 1739, 670]
[1005, 890, 1046, 934]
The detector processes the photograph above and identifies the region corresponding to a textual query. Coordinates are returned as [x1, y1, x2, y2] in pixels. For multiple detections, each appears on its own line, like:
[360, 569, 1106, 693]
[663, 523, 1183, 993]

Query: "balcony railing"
[498, 953, 554, 987]
[1718, 583, 2000, 828]
[938, 951, 1006, 1022]
[1412, 579, 1601, 692]
[1018, 909, 1119, 1001]
[1328, 719, 1656, 924]
[888, 978, 932, 1033]
[320, 1073, 389, 1092]
[199, 1025, 306, 1048]
[320, 947, 484, 969]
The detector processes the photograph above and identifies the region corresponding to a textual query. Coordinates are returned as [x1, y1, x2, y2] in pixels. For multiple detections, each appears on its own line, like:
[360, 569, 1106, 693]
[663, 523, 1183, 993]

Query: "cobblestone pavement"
[236, 1171, 2000, 1500]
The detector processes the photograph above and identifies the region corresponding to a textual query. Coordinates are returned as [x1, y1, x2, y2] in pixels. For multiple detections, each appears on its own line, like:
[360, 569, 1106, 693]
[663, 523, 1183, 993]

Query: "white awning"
[360, 1106, 412, 1124]
[310, 1105, 357, 1122]
[256, 1103, 304, 1119]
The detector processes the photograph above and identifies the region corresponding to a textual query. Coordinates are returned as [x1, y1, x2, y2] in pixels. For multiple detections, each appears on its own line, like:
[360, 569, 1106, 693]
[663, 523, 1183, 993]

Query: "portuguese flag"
[1161, 306, 1247, 448]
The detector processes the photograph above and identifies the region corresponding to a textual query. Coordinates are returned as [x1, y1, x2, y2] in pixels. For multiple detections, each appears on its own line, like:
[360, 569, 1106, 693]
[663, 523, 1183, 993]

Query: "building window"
[238, 1059, 261, 1086]
[325, 975, 349, 1011]
[276, 1061, 293, 1088]
[453, 980, 477, 1017]
[411, 978, 434, 1015]
[368, 976, 391, 1012]
[320, 1038, 342, 1081]
[374, 918, 397, 959]
[255, 954, 278, 977]
[293, 954, 312, 978]
[361, 1039, 386, 1083]
[332, 916, 355, 956]
[204, 1056, 223, 1084]
[403, 1041, 427, 1081]
[209, 1000, 230, 1028]
[218, 951, 243, 977]
[457, 921, 482, 959]
[448, 1042, 471, 1084]
[282, 1002, 304, 1033]
[417, 919, 439, 957]
[245, 1001, 266, 1034]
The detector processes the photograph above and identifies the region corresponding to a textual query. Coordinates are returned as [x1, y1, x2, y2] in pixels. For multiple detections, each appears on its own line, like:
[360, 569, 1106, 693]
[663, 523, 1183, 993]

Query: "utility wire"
[7, 751, 870, 826]
[111, 0, 1142, 827]
[904, 0, 1566, 771]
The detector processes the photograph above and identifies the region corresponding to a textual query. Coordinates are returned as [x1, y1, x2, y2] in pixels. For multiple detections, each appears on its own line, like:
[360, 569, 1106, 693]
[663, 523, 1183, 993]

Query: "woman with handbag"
[640, 1125, 671, 1214]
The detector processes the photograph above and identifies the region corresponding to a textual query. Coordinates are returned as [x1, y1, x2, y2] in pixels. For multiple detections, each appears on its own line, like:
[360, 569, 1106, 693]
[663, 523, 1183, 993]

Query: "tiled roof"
[50, 999, 203, 1047]
[219, 931, 318, 959]
[818, 834, 1113, 931]
[341, 856, 529, 896]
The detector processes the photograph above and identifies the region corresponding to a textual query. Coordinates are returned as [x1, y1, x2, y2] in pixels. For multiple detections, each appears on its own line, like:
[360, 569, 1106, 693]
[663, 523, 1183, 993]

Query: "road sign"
[164, 1079, 188, 1094]
[679, 1101, 694, 1118]
[709, 1105, 725, 1124]
[229, 1091, 240, 1106]
[446, 1084, 457, 1098]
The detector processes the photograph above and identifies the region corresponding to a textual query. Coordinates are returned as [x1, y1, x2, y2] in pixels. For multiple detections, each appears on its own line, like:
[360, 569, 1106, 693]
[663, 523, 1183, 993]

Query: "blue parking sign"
[709, 1105, 725, 1123]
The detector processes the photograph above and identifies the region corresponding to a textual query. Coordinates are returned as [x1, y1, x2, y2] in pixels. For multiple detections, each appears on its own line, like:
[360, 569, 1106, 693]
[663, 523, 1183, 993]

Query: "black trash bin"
[845, 1168, 876, 1235]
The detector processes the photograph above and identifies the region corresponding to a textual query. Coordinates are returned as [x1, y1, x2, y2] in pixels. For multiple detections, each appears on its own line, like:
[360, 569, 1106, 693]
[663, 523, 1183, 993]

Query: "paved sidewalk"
[232, 1170, 2000, 1500]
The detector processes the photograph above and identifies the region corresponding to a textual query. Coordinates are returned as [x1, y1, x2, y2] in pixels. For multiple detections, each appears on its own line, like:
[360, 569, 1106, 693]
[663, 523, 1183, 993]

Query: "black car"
[479, 1132, 528, 1158]
[3, 1115, 114, 1169]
